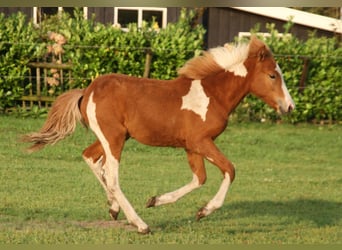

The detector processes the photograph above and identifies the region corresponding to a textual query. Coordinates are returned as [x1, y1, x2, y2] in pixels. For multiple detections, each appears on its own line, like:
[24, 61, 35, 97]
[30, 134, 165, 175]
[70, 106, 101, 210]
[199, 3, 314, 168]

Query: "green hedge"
[0, 12, 45, 109]
[35, 8, 205, 86]
[0, 9, 341, 123]
[0, 8, 205, 110]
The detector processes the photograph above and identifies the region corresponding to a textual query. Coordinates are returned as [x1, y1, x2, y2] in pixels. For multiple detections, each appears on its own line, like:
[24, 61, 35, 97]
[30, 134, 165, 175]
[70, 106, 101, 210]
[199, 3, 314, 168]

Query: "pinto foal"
[24, 36, 294, 234]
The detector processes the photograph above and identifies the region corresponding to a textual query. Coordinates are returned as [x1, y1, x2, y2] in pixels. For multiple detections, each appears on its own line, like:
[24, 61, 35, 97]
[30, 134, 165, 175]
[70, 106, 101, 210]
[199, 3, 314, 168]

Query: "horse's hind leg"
[86, 98, 149, 233]
[98, 131, 150, 234]
[82, 140, 120, 220]
[146, 150, 206, 207]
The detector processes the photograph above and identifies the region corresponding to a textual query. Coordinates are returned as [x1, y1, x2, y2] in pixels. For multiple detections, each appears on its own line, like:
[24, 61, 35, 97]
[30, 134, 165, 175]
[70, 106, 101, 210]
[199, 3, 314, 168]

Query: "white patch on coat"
[209, 43, 249, 77]
[206, 156, 214, 163]
[275, 64, 295, 109]
[181, 80, 210, 121]
[86, 92, 120, 193]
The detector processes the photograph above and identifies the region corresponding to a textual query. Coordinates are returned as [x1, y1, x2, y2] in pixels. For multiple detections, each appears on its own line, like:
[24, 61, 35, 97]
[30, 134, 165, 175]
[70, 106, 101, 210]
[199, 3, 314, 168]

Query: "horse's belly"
[128, 124, 185, 148]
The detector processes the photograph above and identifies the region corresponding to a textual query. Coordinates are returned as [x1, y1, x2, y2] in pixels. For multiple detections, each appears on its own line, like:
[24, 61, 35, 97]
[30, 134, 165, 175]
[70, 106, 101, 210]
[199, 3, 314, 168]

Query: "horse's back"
[79, 73, 194, 146]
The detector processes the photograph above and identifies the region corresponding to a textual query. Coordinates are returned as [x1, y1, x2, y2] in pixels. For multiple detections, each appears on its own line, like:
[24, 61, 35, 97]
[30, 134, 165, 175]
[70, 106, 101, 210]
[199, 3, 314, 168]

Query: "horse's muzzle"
[278, 101, 295, 115]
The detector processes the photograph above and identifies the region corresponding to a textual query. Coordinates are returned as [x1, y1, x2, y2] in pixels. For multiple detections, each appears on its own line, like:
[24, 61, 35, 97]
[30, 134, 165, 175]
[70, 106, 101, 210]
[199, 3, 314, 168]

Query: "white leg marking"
[181, 80, 210, 121]
[83, 155, 120, 214]
[154, 174, 201, 206]
[202, 172, 231, 216]
[83, 155, 107, 191]
[86, 92, 149, 233]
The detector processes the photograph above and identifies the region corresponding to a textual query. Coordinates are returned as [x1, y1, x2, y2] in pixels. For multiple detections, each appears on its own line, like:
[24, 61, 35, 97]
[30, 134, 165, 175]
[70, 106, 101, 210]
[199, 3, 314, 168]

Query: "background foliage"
[0, 12, 44, 109]
[0, 9, 341, 123]
[0, 8, 205, 110]
[32, 8, 205, 87]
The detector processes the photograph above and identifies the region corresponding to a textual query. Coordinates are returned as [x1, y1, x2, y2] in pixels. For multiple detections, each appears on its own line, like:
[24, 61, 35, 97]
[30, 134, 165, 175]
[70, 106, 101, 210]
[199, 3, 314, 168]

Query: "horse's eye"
[269, 74, 276, 79]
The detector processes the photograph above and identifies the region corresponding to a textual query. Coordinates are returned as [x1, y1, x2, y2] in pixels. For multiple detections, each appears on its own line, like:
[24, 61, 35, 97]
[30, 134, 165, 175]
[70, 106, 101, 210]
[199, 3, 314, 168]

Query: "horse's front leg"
[82, 140, 120, 220]
[189, 138, 236, 220]
[196, 172, 232, 220]
[146, 150, 206, 207]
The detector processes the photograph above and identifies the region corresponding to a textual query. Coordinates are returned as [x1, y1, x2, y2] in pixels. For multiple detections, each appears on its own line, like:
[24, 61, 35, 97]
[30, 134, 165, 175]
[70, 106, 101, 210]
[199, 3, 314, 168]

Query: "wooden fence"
[18, 50, 153, 110]
[19, 61, 73, 110]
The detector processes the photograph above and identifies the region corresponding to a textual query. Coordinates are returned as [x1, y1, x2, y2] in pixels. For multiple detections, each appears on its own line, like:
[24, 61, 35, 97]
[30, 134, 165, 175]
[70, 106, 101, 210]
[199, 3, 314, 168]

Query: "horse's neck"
[205, 72, 250, 116]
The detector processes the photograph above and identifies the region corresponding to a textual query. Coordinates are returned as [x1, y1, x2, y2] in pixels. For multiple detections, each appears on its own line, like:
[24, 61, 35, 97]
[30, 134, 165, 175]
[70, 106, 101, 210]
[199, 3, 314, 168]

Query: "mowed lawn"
[0, 115, 341, 244]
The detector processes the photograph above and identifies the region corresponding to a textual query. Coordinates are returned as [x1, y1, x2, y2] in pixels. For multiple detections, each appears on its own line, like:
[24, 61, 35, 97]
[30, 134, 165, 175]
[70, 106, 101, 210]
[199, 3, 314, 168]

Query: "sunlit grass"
[0, 115, 341, 243]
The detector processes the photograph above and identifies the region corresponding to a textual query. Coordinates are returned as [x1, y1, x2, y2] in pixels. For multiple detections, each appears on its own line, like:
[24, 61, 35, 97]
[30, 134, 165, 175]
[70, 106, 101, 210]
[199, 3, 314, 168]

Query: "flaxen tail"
[22, 89, 84, 152]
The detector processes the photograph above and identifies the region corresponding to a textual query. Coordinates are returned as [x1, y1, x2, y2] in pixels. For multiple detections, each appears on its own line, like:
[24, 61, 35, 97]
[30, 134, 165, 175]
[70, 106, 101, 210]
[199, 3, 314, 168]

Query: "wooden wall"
[203, 7, 334, 47]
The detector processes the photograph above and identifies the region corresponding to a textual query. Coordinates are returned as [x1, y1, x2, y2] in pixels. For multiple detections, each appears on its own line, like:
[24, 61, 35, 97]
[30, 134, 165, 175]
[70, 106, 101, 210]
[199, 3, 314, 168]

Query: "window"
[143, 10, 164, 27]
[117, 9, 138, 28]
[114, 7, 167, 30]
[40, 7, 59, 16]
[32, 7, 88, 25]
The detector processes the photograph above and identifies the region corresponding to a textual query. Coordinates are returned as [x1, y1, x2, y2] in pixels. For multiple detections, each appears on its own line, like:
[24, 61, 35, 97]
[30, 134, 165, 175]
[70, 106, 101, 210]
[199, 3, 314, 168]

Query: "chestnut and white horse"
[24, 36, 294, 234]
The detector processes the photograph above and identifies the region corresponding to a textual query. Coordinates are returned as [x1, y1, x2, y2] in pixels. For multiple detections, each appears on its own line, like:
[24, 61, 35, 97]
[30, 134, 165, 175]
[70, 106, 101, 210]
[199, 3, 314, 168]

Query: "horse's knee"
[223, 161, 235, 183]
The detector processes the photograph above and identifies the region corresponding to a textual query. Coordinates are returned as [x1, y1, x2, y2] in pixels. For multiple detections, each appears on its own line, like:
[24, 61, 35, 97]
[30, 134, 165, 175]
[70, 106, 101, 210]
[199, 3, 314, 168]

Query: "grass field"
[0, 115, 341, 244]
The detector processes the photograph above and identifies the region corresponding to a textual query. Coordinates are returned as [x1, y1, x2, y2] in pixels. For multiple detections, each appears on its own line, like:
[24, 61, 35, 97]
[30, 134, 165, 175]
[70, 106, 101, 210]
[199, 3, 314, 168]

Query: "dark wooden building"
[1, 7, 341, 48]
[203, 7, 341, 47]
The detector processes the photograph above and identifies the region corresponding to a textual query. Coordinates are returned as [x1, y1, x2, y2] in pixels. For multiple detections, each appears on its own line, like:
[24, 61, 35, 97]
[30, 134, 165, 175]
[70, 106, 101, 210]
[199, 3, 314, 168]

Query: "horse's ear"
[257, 45, 268, 61]
[249, 36, 270, 61]
[248, 35, 265, 58]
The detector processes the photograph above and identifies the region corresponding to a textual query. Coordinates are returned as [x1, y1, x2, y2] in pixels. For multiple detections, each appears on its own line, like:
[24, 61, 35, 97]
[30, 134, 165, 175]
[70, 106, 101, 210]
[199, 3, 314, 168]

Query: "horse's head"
[247, 36, 295, 114]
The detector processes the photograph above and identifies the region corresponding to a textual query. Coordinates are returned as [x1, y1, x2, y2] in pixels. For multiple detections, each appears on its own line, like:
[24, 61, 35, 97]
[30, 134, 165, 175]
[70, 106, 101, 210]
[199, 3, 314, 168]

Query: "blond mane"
[178, 42, 250, 80]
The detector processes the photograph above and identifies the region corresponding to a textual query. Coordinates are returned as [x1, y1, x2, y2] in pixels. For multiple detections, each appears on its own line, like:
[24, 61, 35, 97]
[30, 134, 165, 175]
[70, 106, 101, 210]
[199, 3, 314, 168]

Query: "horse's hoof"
[109, 208, 119, 220]
[146, 196, 157, 208]
[196, 207, 208, 221]
[138, 227, 152, 235]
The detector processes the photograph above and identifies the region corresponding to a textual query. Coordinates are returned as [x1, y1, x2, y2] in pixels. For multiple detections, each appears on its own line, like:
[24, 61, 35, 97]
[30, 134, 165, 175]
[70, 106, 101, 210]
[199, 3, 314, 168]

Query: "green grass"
[0, 115, 341, 244]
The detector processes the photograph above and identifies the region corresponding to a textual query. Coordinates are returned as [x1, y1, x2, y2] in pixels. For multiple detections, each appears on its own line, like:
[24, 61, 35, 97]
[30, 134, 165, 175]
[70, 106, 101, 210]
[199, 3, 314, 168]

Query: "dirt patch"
[74, 220, 137, 231]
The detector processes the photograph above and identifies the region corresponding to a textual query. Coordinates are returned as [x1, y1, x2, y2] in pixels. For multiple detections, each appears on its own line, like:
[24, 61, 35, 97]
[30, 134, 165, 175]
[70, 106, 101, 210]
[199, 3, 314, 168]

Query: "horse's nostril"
[288, 104, 294, 113]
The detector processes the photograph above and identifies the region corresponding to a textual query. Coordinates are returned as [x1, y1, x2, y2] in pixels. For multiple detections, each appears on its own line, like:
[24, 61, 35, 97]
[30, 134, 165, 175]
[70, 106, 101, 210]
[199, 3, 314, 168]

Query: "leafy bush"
[150, 10, 204, 79]
[0, 8, 205, 110]
[36, 8, 205, 86]
[0, 12, 44, 110]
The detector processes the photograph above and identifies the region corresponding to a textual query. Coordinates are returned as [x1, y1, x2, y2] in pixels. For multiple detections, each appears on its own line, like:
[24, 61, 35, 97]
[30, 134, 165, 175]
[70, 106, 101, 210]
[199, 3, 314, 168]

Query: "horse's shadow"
[226, 198, 341, 226]
[154, 198, 342, 232]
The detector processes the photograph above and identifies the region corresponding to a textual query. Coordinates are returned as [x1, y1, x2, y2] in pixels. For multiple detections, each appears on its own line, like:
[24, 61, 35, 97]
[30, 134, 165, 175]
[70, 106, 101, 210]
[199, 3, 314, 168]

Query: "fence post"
[143, 48, 152, 78]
